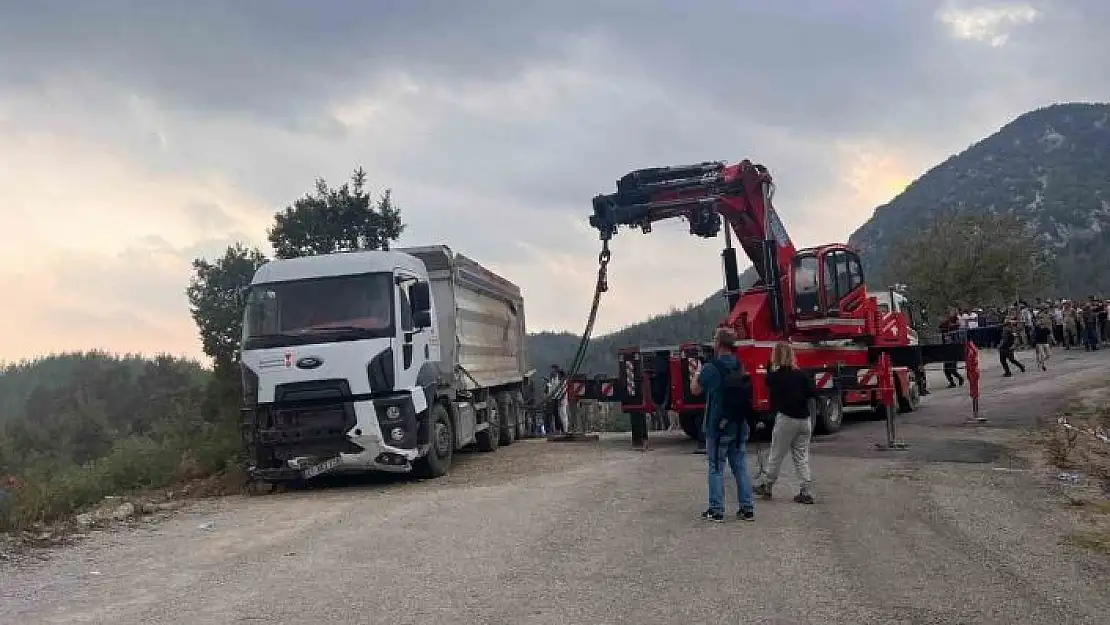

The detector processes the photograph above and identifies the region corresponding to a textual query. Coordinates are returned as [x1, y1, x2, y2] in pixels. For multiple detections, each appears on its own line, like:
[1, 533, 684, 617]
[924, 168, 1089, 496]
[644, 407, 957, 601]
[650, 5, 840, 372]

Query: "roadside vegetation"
[1040, 387, 1110, 554]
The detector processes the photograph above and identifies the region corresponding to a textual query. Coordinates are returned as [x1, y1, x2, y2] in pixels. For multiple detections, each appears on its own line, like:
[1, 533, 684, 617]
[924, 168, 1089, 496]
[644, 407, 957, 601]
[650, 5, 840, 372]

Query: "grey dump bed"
[399, 245, 527, 390]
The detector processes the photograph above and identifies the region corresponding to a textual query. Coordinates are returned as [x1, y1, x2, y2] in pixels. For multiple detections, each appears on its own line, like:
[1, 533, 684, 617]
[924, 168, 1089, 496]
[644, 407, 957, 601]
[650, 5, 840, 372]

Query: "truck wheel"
[814, 396, 843, 434]
[476, 400, 500, 452]
[496, 392, 517, 446]
[679, 411, 701, 441]
[414, 403, 453, 478]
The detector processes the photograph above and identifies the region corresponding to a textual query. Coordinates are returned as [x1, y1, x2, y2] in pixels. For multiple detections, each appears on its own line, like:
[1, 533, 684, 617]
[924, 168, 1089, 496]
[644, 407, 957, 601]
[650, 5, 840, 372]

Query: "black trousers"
[999, 348, 1024, 375]
[943, 361, 963, 386]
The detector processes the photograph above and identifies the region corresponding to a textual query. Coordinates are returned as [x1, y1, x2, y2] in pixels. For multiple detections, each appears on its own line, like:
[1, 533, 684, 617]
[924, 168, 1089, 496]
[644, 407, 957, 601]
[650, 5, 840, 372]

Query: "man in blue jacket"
[691, 328, 755, 523]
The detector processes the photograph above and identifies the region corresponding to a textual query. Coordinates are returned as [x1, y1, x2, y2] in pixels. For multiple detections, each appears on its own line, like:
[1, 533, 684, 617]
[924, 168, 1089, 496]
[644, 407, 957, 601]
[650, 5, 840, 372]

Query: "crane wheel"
[815, 396, 844, 434]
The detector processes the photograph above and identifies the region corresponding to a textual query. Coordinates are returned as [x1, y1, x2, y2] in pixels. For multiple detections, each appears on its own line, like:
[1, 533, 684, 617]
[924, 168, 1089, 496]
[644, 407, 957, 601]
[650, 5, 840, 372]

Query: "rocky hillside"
[850, 102, 1110, 295]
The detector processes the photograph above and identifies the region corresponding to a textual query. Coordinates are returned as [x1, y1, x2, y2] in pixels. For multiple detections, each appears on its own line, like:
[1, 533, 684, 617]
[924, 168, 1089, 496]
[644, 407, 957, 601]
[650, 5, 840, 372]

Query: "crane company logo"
[296, 356, 323, 370]
[284, 351, 293, 368]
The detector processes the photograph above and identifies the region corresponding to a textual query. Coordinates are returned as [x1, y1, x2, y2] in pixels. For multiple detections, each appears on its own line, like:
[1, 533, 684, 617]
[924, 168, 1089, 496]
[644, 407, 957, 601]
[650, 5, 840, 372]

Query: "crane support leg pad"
[874, 441, 909, 450]
[546, 433, 601, 442]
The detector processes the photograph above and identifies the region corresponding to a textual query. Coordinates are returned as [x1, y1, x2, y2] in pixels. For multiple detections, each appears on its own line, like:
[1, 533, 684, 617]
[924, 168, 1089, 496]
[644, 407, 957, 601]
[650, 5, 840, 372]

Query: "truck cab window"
[793, 255, 820, 315]
[847, 254, 864, 292]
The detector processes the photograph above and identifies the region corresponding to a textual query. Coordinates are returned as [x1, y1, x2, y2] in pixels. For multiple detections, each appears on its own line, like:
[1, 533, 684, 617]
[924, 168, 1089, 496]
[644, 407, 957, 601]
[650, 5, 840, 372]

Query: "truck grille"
[256, 379, 360, 459]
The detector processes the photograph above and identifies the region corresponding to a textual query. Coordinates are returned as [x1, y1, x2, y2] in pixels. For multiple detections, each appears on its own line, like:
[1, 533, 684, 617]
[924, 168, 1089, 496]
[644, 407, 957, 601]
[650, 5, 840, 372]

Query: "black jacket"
[766, 366, 816, 419]
[999, 328, 1015, 351]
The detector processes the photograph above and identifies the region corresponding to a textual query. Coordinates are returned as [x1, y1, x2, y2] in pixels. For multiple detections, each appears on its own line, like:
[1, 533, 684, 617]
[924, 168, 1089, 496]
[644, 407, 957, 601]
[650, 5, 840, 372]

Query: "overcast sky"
[1, 0, 1107, 362]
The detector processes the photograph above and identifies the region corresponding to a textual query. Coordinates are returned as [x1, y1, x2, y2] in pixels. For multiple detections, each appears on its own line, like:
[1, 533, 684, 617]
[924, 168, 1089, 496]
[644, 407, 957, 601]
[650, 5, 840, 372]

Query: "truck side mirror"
[413, 310, 432, 329]
[410, 282, 431, 314]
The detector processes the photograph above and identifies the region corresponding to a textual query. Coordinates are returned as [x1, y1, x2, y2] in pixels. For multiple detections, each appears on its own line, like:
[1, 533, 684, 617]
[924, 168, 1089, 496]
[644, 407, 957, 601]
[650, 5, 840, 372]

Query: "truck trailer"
[239, 245, 528, 482]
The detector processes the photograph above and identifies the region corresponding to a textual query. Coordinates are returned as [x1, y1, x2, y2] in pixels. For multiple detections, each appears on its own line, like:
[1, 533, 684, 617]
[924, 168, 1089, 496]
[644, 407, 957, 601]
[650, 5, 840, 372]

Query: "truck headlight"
[390, 427, 405, 442]
[386, 406, 401, 420]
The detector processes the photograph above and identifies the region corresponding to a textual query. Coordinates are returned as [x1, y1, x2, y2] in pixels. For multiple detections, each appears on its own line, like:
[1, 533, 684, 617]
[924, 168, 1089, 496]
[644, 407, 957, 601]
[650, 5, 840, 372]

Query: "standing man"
[998, 319, 1026, 377]
[690, 327, 755, 523]
[1082, 301, 1100, 351]
[939, 310, 965, 387]
[1064, 301, 1079, 349]
[548, 365, 570, 433]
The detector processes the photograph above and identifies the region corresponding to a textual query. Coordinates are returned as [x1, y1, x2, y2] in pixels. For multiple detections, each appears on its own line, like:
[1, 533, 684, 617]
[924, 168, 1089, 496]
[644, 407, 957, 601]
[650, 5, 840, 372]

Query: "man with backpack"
[690, 327, 756, 523]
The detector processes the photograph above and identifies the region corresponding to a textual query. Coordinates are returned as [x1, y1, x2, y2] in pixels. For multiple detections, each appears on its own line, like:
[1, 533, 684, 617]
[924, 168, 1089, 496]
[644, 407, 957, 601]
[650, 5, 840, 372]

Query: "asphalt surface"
[3, 347, 1110, 625]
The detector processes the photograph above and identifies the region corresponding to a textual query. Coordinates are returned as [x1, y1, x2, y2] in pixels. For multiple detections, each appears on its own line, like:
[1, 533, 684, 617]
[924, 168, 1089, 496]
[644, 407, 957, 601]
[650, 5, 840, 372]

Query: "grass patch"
[1039, 390, 1110, 489]
[1064, 531, 1110, 554]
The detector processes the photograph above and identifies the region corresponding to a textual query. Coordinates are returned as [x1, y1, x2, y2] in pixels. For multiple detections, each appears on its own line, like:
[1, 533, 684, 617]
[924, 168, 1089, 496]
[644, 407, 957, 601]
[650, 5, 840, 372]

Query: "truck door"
[394, 272, 431, 393]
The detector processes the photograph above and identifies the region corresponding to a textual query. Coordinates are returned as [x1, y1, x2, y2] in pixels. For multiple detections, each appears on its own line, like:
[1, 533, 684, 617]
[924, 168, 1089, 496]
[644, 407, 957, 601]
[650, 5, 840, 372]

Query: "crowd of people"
[939, 297, 1108, 350]
[938, 296, 1108, 377]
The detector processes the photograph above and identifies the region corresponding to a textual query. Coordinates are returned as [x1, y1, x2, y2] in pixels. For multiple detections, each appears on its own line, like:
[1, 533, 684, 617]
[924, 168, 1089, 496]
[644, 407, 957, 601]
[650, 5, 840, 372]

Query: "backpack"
[712, 360, 754, 431]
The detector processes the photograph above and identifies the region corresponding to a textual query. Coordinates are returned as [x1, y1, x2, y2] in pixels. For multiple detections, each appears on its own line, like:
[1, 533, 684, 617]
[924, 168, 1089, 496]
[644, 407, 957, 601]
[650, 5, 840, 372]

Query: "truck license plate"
[302, 456, 342, 479]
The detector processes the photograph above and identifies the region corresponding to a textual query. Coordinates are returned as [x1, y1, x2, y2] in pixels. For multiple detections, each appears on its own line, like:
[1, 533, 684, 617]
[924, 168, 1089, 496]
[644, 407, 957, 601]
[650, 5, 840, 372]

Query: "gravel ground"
[2, 347, 1109, 625]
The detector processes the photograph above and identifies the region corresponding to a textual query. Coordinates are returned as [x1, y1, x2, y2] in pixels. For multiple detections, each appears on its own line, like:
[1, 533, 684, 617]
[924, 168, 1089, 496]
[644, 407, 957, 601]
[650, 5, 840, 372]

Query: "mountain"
[849, 102, 1110, 296]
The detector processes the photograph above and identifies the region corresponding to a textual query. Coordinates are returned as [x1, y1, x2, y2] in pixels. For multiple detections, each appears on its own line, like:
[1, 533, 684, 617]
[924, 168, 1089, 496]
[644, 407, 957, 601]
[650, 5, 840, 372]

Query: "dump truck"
[239, 245, 529, 482]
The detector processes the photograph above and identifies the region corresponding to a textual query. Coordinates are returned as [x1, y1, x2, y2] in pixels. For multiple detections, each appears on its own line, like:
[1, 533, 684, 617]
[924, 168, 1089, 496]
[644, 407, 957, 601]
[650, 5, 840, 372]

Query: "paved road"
[2, 348, 1109, 624]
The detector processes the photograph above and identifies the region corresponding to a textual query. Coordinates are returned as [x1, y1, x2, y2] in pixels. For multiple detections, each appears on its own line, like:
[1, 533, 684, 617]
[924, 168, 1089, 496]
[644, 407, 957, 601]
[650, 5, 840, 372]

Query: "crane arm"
[588, 159, 796, 285]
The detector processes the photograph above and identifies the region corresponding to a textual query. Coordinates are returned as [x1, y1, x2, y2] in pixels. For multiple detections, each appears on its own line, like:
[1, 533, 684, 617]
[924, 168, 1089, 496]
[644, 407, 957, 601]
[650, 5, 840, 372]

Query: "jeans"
[1085, 325, 1100, 350]
[706, 424, 753, 514]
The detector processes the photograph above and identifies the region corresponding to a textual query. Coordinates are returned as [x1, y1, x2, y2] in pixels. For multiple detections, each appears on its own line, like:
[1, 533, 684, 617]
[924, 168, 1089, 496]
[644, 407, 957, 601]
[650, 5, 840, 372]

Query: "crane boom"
[589, 159, 795, 336]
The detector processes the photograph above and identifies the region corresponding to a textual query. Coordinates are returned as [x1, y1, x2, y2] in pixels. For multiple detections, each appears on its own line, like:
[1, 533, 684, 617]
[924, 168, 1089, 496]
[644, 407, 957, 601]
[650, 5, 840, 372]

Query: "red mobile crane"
[573, 159, 973, 439]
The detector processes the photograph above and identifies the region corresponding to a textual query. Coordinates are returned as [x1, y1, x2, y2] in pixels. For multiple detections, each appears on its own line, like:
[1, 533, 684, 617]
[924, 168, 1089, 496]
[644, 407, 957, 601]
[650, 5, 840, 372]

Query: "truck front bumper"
[247, 393, 423, 481]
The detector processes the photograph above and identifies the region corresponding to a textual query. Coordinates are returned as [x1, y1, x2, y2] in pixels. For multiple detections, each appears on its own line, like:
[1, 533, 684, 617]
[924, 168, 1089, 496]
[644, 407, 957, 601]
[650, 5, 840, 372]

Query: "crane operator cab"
[790, 245, 869, 339]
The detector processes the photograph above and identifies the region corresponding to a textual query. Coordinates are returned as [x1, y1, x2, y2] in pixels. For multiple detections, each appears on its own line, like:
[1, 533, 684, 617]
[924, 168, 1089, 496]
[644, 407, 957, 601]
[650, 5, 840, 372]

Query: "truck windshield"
[242, 272, 394, 350]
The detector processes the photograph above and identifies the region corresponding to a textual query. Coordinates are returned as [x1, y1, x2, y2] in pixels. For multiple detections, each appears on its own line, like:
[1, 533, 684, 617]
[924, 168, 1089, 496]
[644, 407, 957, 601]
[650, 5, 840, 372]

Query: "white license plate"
[302, 456, 342, 479]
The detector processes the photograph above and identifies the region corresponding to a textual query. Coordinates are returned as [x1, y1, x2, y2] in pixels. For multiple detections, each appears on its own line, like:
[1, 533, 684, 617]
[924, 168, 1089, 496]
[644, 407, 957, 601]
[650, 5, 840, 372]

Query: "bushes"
[0, 353, 246, 533]
[1, 415, 243, 532]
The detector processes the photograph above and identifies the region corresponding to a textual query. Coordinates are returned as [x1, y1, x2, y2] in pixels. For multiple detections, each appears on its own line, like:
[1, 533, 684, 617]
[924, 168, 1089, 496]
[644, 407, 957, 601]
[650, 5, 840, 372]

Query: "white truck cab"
[869, 289, 920, 345]
[240, 246, 526, 482]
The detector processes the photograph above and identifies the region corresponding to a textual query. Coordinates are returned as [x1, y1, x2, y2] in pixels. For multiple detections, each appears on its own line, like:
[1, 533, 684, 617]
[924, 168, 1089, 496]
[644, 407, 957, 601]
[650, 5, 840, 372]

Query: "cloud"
[0, 0, 1108, 362]
[937, 1, 1040, 47]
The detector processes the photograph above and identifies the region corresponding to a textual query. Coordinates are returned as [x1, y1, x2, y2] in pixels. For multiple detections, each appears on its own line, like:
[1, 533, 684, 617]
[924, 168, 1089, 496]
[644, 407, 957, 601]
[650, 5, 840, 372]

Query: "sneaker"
[754, 483, 773, 500]
[793, 492, 815, 505]
[737, 508, 755, 522]
[701, 509, 725, 522]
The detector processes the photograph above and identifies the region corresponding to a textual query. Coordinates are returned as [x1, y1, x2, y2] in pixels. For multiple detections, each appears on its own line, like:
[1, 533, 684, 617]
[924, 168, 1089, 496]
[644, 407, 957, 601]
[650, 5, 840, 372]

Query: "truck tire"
[476, 400, 500, 452]
[814, 395, 843, 434]
[414, 403, 453, 479]
[679, 410, 701, 441]
[496, 392, 517, 446]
